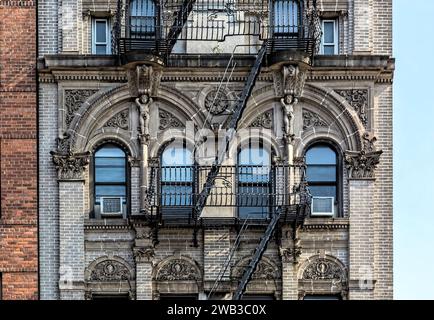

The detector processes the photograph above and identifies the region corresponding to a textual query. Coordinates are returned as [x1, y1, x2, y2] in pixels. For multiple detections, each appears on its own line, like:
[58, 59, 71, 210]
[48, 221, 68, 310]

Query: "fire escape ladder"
[192, 41, 268, 224]
[207, 217, 252, 299]
[165, 0, 196, 55]
[232, 208, 283, 300]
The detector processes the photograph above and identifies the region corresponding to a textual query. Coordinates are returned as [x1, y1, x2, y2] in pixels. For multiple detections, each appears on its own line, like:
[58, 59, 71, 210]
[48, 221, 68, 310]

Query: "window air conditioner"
[100, 197, 123, 216]
[311, 197, 334, 217]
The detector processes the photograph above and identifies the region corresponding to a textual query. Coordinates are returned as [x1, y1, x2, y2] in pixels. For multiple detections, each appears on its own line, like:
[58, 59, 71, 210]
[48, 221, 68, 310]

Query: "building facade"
[0, 0, 38, 299]
[38, 0, 394, 300]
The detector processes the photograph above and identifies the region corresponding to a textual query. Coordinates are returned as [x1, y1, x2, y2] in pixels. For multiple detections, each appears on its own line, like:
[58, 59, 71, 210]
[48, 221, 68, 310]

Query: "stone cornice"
[38, 55, 394, 84]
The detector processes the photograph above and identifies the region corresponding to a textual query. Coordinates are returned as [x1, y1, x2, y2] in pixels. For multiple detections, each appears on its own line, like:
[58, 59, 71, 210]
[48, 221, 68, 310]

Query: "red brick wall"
[0, 1, 38, 300]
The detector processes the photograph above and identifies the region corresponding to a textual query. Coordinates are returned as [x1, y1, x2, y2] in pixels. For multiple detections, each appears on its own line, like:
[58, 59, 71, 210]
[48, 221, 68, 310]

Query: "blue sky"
[394, 0, 434, 299]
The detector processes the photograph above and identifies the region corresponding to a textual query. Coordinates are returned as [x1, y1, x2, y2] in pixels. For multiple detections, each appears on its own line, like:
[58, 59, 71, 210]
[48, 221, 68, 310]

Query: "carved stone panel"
[155, 259, 200, 281]
[64, 89, 98, 127]
[249, 110, 273, 129]
[159, 110, 184, 130]
[232, 259, 278, 280]
[302, 110, 328, 130]
[204, 89, 230, 115]
[104, 109, 129, 130]
[90, 260, 131, 281]
[336, 89, 369, 127]
[302, 258, 345, 281]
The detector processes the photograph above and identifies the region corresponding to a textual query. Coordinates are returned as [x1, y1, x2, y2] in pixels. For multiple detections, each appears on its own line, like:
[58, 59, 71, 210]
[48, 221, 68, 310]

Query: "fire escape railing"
[112, 0, 321, 61]
[147, 163, 310, 223]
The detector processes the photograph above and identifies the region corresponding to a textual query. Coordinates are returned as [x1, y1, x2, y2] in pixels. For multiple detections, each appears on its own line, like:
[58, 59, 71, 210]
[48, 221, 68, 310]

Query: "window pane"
[95, 45, 107, 54]
[307, 165, 336, 182]
[96, 21, 107, 43]
[162, 147, 193, 166]
[161, 166, 193, 182]
[238, 146, 270, 166]
[274, 0, 299, 33]
[238, 166, 270, 183]
[96, 167, 126, 183]
[306, 146, 336, 165]
[96, 146, 125, 158]
[95, 146, 126, 183]
[95, 185, 126, 199]
[324, 45, 335, 55]
[309, 186, 336, 198]
[162, 186, 193, 206]
[324, 22, 335, 43]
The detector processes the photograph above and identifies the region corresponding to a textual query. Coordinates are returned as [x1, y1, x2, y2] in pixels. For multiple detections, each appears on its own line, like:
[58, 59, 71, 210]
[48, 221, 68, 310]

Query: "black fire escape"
[113, 0, 319, 300]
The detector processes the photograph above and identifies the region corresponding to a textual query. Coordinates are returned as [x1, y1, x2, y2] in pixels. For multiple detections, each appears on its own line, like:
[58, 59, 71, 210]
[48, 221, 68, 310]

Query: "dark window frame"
[304, 140, 343, 218]
[236, 139, 275, 220]
[128, 0, 159, 39]
[159, 140, 196, 209]
[91, 143, 130, 219]
[272, 0, 303, 37]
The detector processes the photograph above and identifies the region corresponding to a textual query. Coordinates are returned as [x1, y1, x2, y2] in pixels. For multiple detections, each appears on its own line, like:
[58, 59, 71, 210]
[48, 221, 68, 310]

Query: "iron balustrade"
[146, 163, 311, 224]
[113, 0, 321, 60]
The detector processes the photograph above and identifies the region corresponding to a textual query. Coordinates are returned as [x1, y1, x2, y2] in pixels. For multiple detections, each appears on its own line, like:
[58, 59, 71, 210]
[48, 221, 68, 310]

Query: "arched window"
[94, 144, 128, 218]
[130, 0, 156, 38]
[237, 140, 272, 220]
[160, 142, 194, 214]
[273, 0, 301, 35]
[306, 143, 339, 217]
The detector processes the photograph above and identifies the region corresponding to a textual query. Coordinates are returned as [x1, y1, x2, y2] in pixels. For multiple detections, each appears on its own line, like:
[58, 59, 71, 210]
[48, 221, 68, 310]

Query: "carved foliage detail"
[90, 260, 131, 281]
[232, 259, 278, 280]
[50, 151, 90, 180]
[302, 258, 345, 281]
[205, 89, 229, 115]
[159, 110, 184, 130]
[249, 111, 273, 129]
[104, 109, 129, 130]
[155, 259, 200, 281]
[336, 89, 369, 127]
[303, 110, 328, 130]
[345, 132, 382, 179]
[64, 89, 98, 127]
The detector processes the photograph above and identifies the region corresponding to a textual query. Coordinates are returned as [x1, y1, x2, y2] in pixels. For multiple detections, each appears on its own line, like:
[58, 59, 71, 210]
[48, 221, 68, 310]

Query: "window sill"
[84, 218, 131, 231]
[302, 217, 349, 230]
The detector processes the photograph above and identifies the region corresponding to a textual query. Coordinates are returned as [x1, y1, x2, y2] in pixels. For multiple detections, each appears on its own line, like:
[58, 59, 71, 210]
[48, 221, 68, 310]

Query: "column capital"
[51, 151, 90, 181]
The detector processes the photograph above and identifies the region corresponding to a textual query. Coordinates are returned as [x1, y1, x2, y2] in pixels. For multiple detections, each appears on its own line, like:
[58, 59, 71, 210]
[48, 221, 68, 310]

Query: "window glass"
[93, 18, 110, 54]
[94, 144, 127, 217]
[161, 145, 194, 208]
[321, 19, 338, 55]
[324, 21, 335, 43]
[130, 0, 156, 36]
[96, 21, 107, 42]
[306, 144, 338, 216]
[274, 0, 299, 33]
[306, 146, 336, 165]
[237, 142, 271, 219]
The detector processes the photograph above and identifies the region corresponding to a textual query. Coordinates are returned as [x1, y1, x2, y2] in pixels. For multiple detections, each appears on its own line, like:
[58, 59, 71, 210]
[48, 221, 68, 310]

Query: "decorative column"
[133, 225, 155, 300]
[345, 133, 382, 300]
[51, 151, 90, 300]
[129, 64, 162, 216]
[280, 64, 306, 166]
